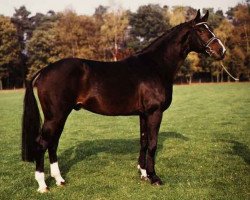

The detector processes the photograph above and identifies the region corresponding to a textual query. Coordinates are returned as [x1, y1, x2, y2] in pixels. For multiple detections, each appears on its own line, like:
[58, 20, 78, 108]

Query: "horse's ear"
[194, 9, 201, 23]
[201, 10, 209, 22]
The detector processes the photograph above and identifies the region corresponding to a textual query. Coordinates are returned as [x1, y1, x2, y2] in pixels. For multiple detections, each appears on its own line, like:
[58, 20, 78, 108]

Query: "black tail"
[22, 78, 41, 162]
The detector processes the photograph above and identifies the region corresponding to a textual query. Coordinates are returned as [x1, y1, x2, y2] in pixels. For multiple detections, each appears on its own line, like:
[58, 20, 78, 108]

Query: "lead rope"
[220, 62, 239, 81]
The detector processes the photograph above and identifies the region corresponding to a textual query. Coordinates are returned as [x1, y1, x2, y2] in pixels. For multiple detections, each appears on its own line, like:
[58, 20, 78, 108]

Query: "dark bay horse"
[22, 10, 226, 192]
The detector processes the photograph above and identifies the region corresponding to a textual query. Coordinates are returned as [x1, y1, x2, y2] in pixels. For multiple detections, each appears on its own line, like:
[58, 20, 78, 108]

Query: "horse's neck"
[145, 27, 191, 82]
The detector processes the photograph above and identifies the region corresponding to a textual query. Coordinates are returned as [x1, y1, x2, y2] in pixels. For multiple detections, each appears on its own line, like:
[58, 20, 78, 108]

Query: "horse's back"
[35, 56, 170, 116]
[77, 59, 142, 115]
[35, 57, 142, 116]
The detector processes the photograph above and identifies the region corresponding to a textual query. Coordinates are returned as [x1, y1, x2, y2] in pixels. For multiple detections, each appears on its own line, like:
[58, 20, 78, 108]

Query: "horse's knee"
[36, 130, 51, 151]
[36, 135, 48, 149]
[40, 120, 62, 141]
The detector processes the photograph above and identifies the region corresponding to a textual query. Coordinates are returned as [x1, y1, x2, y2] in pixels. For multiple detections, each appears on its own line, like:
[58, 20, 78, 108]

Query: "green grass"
[0, 83, 249, 200]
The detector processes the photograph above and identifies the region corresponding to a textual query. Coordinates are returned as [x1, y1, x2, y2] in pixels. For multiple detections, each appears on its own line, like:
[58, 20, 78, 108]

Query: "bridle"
[194, 22, 237, 80]
[194, 22, 218, 56]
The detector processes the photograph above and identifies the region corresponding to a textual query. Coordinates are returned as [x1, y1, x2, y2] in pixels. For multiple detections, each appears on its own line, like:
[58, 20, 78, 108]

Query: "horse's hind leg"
[48, 124, 66, 186]
[35, 116, 68, 192]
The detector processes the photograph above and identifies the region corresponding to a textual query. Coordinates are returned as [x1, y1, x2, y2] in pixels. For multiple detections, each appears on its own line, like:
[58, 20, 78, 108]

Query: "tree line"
[0, 2, 249, 89]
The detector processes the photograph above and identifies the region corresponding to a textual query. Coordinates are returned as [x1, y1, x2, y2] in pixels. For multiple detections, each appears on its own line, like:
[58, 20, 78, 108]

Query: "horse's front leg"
[146, 110, 163, 185]
[138, 114, 148, 180]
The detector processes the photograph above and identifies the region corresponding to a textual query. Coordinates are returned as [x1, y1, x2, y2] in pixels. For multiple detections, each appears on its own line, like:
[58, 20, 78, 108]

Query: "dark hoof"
[152, 180, 163, 186]
[140, 176, 149, 181]
[149, 175, 163, 186]
[58, 181, 66, 187]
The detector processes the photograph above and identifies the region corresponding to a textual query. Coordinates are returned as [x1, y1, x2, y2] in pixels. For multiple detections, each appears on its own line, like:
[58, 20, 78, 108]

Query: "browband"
[195, 22, 208, 26]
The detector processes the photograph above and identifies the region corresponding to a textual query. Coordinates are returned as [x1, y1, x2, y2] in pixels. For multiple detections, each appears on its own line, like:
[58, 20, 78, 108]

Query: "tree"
[0, 15, 20, 89]
[29, 10, 59, 31]
[99, 9, 129, 61]
[26, 11, 61, 79]
[226, 2, 250, 80]
[169, 6, 196, 27]
[202, 8, 225, 28]
[27, 10, 99, 78]
[214, 19, 234, 81]
[27, 25, 61, 79]
[182, 53, 201, 83]
[129, 4, 171, 50]
[11, 6, 33, 87]
[169, 6, 186, 26]
[55, 10, 97, 59]
[94, 5, 108, 24]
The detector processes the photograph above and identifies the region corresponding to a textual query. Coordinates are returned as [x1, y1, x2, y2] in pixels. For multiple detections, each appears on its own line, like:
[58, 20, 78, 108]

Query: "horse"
[22, 10, 226, 193]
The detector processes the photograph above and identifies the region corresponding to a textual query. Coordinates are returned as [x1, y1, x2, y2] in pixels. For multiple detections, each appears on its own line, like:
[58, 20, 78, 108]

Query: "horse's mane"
[136, 21, 190, 54]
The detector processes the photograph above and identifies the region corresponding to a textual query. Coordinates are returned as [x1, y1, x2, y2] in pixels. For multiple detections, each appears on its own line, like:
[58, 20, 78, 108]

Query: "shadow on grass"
[228, 140, 250, 165]
[59, 132, 188, 177]
[219, 139, 250, 165]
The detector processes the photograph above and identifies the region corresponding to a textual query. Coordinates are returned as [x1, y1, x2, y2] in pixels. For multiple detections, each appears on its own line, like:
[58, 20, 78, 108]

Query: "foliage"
[55, 10, 97, 59]
[27, 10, 98, 78]
[229, 3, 250, 80]
[169, 6, 186, 26]
[202, 8, 225, 28]
[0, 15, 21, 88]
[27, 25, 61, 79]
[99, 10, 129, 61]
[0, 3, 250, 88]
[185, 53, 201, 83]
[10, 6, 33, 87]
[0, 15, 20, 70]
[129, 4, 171, 49]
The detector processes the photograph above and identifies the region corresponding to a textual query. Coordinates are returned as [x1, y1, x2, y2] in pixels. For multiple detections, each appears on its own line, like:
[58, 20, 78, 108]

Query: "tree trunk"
[189, 74, 192, 84]
[221, 69, 224, 82]
[216, 72, 219, 83]
[210, 72, 214, 82]
[244, 23, 249, 54]
[0, 79, 2, 90]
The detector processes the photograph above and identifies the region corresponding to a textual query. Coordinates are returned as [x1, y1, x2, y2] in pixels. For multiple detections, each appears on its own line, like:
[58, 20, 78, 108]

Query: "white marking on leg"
[35, 171, 48, 193]
[50, 162, 65, 186]
[137, 165, 148, 180]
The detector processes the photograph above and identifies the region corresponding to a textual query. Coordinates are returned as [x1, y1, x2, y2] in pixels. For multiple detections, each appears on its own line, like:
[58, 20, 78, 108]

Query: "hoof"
[37, 187, 49, 193]
[148, 175, 163, 186]
[57, 181, 66, 187]
[140, 175, 149, 181]
[152, 180, 163, 186]
[54, 175, 66, 186]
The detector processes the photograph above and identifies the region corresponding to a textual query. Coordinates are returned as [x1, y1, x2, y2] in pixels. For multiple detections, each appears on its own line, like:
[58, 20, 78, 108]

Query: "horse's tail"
[22, 72, 42, 162]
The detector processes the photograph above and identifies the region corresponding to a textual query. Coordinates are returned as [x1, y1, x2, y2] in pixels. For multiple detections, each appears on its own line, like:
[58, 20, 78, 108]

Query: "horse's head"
[189, 10, 226, 60]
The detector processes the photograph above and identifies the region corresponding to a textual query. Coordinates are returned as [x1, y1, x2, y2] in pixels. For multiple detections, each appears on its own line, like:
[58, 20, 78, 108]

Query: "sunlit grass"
[0, 83, 249, 200]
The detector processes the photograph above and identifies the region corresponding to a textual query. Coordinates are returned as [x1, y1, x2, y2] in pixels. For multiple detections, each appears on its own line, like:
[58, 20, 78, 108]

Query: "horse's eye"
[198, 29, 205, 33]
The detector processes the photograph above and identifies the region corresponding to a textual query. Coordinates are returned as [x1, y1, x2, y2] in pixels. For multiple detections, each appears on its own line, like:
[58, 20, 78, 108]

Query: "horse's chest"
[139, 83, 173, 113]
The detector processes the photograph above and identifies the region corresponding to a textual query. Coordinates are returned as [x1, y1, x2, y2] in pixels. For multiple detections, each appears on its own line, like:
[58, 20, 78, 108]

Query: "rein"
[220, 62, 239, 81]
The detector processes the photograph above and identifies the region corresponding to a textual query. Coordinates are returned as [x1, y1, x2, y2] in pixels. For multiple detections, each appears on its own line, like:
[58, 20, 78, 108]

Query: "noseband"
[194, 22, 218, 56]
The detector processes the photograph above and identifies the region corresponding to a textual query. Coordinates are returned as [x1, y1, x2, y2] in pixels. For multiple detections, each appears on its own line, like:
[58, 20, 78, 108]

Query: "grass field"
[0, 83, 249, 200]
